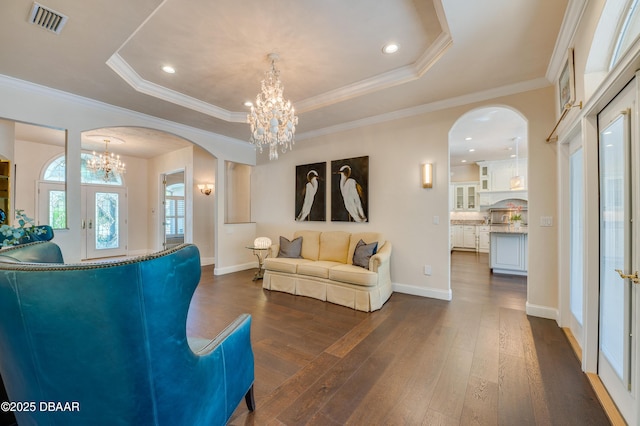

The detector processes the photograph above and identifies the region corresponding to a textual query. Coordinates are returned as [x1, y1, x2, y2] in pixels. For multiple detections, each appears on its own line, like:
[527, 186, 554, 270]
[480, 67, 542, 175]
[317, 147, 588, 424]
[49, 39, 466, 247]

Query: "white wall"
[253, 86, 559, 313]
[14, 140, 62, 218]
[192, 145, 216, 264]
[451, 164, 479, 183]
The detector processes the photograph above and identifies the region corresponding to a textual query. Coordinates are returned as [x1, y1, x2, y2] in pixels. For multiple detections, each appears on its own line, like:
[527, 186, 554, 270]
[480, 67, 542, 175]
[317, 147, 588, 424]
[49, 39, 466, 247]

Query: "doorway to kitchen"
[448, 106, 529, 285]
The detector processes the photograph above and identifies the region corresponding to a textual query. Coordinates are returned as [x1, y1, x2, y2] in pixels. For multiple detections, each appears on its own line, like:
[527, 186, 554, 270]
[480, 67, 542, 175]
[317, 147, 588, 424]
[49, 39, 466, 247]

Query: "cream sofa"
[262, 230, 392, 312]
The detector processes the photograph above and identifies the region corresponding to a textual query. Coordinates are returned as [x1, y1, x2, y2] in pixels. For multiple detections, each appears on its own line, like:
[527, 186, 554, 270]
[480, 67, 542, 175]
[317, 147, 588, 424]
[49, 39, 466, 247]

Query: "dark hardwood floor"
[187, 251, 610, 425]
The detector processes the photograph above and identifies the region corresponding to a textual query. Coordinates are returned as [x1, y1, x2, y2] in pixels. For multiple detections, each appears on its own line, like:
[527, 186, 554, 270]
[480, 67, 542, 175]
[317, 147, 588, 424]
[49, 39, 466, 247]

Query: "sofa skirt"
[262, 271, 392, 312]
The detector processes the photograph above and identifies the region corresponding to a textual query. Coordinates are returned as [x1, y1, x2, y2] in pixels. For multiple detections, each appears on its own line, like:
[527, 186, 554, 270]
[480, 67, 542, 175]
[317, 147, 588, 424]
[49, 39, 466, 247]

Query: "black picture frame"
[294, 162, 326, 221]
[331, 156, 369, 222]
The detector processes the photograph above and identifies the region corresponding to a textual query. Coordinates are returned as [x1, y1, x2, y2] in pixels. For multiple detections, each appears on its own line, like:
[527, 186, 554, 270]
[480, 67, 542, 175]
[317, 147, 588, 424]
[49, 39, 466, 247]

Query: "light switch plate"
[540, 216, 553, 227]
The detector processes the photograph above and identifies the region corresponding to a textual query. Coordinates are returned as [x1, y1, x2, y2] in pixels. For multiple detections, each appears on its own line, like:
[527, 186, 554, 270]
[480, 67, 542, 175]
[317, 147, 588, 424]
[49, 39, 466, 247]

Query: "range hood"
[487, 198, 527, 210]
[479, 190, 528, 208]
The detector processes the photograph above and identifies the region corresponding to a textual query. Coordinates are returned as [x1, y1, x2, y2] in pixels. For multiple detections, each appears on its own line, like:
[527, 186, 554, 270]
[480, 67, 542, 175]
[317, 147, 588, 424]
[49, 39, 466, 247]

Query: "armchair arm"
[191, 313, 251, 356]
[269, 244, 280, 258]
[160, 314, 255, 424]
[369, 241, 392, 272]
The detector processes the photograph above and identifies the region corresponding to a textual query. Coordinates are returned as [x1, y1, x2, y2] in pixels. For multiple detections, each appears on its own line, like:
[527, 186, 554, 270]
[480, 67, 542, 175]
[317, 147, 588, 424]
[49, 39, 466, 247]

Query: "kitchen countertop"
[490, 225, 528, 234]
[450, 220, 486, 225]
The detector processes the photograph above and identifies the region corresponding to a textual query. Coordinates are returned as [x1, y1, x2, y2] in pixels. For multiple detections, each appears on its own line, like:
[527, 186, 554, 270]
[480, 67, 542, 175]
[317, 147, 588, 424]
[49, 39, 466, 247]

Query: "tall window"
[611, 0, 640, 69]
[165, 183, 185, 237]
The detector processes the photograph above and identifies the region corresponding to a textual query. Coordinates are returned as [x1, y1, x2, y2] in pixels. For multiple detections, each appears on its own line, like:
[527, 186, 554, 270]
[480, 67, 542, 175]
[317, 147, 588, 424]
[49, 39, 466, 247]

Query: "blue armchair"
[0, 242, 255, 425]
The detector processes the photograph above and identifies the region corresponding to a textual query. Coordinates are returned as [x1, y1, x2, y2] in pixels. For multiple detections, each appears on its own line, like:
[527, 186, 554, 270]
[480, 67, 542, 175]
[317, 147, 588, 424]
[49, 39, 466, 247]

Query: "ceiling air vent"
[28, 2, 68, 34]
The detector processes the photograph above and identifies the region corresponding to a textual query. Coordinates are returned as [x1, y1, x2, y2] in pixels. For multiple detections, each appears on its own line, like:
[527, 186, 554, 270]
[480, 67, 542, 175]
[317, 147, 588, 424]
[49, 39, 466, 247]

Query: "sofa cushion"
[293, 230, 321, 260]
[329, 264, 378, 287]
[347, 232, 385, 265]
[264, 257, 311, 274]
[319, 231, 351, 263]
[352, 239, 378, 269]
[278, 236, 303, 258]
[297, 261, 343, 279]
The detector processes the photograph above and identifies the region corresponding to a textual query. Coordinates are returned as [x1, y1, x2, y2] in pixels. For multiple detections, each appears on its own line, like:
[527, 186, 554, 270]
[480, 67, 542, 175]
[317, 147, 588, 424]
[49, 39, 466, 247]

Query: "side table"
[246, 246, 270, 280]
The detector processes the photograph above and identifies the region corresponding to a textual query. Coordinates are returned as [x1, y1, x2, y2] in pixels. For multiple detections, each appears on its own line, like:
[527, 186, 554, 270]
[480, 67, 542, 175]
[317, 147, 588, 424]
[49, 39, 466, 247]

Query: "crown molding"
[546, 0, 587, 82]
[297, 77, 551, 141]
[0, 73, 249, 148]
[107, 54, 247, 123]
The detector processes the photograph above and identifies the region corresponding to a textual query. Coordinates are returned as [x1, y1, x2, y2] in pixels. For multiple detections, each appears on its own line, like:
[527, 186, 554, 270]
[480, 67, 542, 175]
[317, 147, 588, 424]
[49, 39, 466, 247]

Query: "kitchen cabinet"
[452, 224, 478, 250]
[463, 225, 476, 249]
[476, 159, 527, 192]
[452, 224, 464, 248]
[479, 165, 489, 191]
[452, 183, 479, 211]
[477, 225, 490, 253]
[490, 231, 527, 275]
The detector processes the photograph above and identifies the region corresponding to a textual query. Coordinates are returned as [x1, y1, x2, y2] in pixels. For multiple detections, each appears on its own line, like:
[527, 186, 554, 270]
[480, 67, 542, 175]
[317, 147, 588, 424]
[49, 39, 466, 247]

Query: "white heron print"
[331, 156, 368, 222]
[295, 162, 326, 221]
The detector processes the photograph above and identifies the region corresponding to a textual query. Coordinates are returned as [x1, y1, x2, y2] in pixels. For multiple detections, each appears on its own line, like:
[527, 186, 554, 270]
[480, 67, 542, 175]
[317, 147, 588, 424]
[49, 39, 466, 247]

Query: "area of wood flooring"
[186, 251, 609, 425]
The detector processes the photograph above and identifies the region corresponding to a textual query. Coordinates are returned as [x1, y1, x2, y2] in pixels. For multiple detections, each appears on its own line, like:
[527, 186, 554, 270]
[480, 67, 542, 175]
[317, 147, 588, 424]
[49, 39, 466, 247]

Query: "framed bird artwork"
[331, 156, 369, 222]
[295, 162, 326, 221]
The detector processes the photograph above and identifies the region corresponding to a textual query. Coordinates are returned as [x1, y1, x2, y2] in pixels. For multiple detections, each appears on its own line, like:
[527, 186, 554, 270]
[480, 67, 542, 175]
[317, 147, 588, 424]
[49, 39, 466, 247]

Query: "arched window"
[42, 153, 124, 185]
[611, 0, 640, 69]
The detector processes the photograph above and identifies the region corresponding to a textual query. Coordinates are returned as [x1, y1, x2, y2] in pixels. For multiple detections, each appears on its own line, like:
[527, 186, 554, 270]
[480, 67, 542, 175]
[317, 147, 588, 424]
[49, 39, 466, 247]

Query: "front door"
[597, 80, 638, 424]
[82, 185, 128, 259]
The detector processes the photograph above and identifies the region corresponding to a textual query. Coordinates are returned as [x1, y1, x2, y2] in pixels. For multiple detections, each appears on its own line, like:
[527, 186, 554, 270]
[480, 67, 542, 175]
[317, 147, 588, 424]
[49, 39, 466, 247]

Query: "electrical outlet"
[424, 265, 432, 275]
[433, 215, 439, 225]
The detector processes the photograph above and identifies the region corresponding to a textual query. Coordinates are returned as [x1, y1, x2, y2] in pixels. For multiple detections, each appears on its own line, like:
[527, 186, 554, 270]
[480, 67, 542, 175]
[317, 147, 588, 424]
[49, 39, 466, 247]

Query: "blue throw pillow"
[352, 239, 378, 269]
[277, 236, 303, 258]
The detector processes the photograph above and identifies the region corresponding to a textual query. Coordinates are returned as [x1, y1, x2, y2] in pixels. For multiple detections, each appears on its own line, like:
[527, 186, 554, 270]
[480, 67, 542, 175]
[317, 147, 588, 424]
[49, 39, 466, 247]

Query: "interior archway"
[448, 106, 529, 297]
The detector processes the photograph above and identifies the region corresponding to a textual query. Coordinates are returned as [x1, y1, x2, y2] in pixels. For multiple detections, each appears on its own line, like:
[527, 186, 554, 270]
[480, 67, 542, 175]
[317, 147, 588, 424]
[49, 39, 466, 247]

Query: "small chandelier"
[247, 53, 298, 160]
[87, 139, 126, 181]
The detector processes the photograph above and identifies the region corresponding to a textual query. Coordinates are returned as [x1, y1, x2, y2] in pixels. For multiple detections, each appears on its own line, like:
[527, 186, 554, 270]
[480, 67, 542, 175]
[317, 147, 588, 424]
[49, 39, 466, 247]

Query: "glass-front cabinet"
[453, 183, 479, 211]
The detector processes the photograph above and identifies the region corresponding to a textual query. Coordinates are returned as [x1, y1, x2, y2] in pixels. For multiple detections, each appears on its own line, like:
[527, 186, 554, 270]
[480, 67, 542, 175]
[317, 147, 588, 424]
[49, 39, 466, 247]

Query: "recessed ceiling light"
[510, 154, 516, 158]
[382, 43, 399, 54]
[162, 65, 176, 74]
[461, 159, 467, 163]
[465, 137, 472, 141]
[244, 101, 253, 107]
[469, 148, 475, 152]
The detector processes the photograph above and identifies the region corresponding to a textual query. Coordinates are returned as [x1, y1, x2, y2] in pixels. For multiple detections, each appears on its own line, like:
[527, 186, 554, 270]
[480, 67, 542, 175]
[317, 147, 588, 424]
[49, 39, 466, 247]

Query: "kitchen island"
[490, 227, 528, 276]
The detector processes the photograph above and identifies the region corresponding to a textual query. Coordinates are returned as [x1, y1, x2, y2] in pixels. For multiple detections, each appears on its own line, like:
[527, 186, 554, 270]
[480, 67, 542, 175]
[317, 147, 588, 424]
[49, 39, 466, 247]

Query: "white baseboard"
[392, 282, 452, 301]
[200, 257, 215, 266]
[526, 302, 559, 321]
[214, 262, 256, 276]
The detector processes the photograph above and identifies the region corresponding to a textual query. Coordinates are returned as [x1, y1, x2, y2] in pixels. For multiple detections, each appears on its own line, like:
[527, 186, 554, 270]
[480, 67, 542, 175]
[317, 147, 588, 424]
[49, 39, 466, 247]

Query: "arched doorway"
[448, 106, 529, 291]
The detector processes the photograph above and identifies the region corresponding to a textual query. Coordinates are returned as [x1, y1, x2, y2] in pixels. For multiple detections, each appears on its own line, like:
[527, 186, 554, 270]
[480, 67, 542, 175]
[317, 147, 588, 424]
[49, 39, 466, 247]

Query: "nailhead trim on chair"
[0, 243, 194, 271]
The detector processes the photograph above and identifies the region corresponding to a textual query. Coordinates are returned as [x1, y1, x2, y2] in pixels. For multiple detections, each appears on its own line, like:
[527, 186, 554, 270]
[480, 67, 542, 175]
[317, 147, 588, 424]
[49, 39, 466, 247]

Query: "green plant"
[0, 210, 47, 247]
[507, 202, 523, 222]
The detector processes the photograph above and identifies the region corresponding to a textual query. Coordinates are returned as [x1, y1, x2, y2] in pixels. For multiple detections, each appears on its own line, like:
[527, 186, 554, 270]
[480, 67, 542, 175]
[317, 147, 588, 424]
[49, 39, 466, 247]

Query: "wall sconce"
[197, 183, 214, 196]
[422, 163, 433, 188]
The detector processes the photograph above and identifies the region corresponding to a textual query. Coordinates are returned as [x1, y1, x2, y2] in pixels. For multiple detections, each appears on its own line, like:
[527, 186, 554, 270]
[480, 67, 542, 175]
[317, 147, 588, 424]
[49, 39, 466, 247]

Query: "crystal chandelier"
[247, 53, 298, 160]
[87, 139, 126, 181]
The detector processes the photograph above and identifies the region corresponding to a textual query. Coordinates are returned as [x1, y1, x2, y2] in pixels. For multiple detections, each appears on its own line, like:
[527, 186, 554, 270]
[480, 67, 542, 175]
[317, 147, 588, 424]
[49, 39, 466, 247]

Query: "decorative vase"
[513, 220, 521, 230]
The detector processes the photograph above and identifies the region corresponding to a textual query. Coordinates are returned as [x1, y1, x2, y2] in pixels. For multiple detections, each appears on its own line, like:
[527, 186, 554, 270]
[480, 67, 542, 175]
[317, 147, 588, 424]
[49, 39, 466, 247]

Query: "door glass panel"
[95, 192, 119, 250]
[48, 190, 66, 230]
[599, 115, 628, 381]
[164, 171, 185, 249]
[570, 148, 584, 325]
